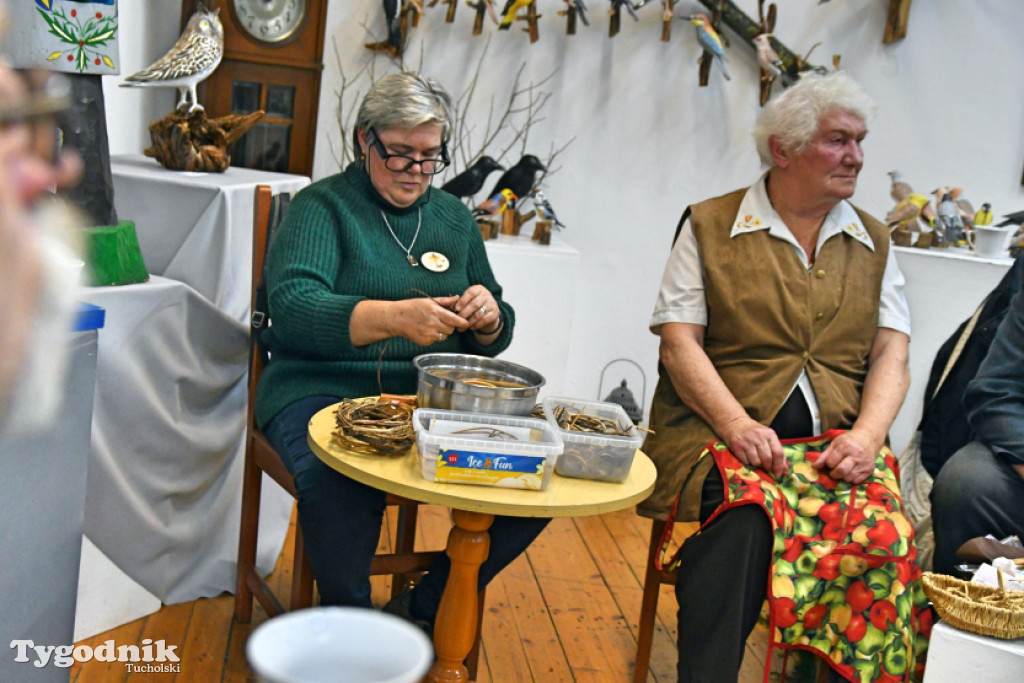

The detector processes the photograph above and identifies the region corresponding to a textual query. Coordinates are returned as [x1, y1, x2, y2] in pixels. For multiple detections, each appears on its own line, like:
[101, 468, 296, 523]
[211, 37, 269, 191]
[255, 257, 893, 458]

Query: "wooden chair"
[634, 518, 675, 683]
[234, 185, 482, 674]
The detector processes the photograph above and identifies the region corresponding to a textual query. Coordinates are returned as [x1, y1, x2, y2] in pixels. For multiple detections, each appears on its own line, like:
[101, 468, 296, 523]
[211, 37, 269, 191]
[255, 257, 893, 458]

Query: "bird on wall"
[611, 0, 641, 22]
[531, 188, 565, 228]
[120, 7, 224, 114]
[753, 34, 794, 87]
[489, 154, 547, 199]
[567, 0, 590, 27]
[440, 156, 505, 199]
[974, 203, 993, 227]
[686, 13, 730, 81]
[498, 0, 533, 29]
[384, 0, 404, 52]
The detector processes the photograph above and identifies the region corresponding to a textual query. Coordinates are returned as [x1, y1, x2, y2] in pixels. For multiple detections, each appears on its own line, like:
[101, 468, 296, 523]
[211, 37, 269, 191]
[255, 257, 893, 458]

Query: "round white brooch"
[420, 252, 450, 272]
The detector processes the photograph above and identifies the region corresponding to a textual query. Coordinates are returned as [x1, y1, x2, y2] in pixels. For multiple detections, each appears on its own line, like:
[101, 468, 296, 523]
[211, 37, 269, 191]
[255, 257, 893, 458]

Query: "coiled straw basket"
[921, 571, 1024, 639]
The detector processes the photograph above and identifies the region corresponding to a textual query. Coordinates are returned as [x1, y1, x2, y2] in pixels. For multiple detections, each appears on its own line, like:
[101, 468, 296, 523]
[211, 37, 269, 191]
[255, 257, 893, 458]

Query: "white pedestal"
[923, 620, 1024, 683]
[484, 233, 580, 398]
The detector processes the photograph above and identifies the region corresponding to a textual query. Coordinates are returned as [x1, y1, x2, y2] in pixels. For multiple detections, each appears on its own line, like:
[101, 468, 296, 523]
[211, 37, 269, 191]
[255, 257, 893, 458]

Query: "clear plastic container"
[542, 397, 642, 483]
[413, 408, 563, 490]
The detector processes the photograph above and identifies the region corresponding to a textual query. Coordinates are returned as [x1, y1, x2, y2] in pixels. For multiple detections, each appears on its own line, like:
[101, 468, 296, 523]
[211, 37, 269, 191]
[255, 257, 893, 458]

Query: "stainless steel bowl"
[413, 353, 545, 416]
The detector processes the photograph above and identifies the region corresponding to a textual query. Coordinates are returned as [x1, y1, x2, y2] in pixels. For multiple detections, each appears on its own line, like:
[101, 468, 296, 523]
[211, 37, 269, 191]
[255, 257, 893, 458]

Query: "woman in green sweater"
[256, 72, 549, 624]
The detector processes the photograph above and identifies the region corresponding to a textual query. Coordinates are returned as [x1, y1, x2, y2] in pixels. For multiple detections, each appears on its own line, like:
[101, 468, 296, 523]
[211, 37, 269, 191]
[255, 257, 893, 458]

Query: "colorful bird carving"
[440, 156, 505, 199]
[120, 7, 224, 114]
[531, 188, 565, 228]
[474, 188, 518, 215]
[753, 34, 793, 86]
[974, 203, 994, 227]
[498, 0, 532, 29]
[685, 13, 730, 81]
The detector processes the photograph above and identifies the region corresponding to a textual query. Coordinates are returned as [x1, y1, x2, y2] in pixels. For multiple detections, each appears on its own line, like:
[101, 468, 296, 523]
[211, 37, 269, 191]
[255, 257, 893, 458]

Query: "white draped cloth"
[81, 158, 309, 603]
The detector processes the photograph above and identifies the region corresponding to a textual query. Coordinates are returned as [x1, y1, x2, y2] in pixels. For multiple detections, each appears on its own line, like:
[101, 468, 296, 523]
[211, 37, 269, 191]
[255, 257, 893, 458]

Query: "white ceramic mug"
[247, 607, 432, 683]
[968, 226, 1014, 259]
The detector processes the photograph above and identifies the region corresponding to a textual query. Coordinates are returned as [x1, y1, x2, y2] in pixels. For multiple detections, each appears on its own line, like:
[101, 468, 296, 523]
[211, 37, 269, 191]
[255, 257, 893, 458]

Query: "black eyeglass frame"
[367, 127, 450, 175]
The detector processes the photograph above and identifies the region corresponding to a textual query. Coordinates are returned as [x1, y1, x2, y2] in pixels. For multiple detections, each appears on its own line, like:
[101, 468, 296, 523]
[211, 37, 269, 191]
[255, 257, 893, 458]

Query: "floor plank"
[71, 506, 779, 682]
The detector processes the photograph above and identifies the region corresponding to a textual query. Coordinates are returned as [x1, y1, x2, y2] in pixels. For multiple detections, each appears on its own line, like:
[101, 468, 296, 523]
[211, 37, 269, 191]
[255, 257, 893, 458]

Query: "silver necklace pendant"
[380, 208, 422, 267]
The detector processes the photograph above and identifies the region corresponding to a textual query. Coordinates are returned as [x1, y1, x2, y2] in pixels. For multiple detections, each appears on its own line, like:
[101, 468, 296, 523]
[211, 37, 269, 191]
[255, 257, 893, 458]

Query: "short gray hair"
[752, 71, 877, 167]
[354, 72, 455, 150]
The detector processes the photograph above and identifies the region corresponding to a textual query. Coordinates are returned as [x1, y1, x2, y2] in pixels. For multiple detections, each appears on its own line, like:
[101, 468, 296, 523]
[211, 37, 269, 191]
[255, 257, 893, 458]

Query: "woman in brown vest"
[643, 72, 913, 680]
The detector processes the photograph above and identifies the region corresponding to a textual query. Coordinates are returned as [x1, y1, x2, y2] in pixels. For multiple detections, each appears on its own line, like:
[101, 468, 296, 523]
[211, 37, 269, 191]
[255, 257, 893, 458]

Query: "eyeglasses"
[368, 127, 450, 175]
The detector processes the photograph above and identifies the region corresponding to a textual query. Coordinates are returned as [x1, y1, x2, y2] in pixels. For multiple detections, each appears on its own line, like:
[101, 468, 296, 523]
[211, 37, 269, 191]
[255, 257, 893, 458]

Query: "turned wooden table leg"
[427, 509, 493, 683]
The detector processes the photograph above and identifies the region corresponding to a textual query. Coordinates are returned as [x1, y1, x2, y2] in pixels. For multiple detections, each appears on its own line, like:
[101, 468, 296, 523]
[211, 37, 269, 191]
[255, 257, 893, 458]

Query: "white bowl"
[247, 607, 432, 683]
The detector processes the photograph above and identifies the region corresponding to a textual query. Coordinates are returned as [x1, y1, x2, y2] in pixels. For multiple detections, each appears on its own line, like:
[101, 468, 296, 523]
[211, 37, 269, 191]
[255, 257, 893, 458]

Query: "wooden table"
[308, 405, 657, 683]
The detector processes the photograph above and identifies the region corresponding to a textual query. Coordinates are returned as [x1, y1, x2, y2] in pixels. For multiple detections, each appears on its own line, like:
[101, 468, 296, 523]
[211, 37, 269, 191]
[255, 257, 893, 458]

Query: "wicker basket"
[922, 571, 1024, 639]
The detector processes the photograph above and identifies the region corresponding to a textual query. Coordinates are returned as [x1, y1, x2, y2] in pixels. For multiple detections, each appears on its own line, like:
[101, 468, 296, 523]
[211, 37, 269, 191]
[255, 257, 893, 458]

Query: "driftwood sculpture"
[144, 109, 264, 173]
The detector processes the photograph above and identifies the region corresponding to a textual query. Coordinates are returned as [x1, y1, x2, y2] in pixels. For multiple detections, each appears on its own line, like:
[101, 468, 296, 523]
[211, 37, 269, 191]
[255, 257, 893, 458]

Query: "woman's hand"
[813, 429, 879, 484]
[388, 295, 468, 346]
[720, 416, 788, 478]
[454, 284, 501, 334]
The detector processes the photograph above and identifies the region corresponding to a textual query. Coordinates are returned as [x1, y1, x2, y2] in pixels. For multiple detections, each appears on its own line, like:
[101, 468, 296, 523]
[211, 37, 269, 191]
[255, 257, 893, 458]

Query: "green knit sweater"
[254, 161, 514, 428]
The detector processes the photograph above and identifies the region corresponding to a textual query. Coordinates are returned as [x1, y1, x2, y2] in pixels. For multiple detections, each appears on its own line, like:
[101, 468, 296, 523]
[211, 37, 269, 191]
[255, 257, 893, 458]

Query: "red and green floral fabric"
[694, 430, 932, 682]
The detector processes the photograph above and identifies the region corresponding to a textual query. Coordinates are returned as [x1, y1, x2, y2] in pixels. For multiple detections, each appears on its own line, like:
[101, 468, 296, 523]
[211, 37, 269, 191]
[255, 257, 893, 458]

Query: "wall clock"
[233, 0, 306, 44]
[181, 0, 327, 177]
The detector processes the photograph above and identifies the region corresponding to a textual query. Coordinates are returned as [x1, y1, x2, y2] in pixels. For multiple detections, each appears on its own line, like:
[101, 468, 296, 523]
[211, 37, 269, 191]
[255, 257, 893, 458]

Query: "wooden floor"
[70, 506, 767, 682]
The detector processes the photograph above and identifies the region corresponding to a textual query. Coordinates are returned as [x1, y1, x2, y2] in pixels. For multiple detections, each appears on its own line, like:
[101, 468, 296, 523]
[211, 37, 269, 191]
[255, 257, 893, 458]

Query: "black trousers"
[674, 391, 811, 682]
[931, 441, 1024, 576]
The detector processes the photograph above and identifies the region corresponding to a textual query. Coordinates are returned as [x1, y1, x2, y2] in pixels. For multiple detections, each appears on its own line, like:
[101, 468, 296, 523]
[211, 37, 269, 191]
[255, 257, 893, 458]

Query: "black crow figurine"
[489, 154, 547, 199]
[440, 156, 505, 199]
[996, 209, 1024, 228]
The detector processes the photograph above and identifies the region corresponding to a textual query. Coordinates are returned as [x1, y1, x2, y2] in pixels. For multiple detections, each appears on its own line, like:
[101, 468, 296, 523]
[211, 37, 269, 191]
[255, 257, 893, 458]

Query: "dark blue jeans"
[262, 395, 551, 620]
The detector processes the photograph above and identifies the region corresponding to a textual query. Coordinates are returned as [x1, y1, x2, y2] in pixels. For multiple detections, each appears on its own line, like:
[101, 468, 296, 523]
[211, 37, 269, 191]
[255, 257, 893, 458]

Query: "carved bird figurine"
[753, 34, 794, 87]
[120, 7, 224, 114]
[974, 203, 994, 227]
[498, 0, 533, 29]
[474, 188, 517, 216]
[440, 156, 505, 199]
[531, 188, 565, 228]
[996, 210, 1024, 228]
[565, 0, 590, 27]
[934, 187, 967, 245]
[611, 0, 641, 22]
[384, 0, 403, 51]
[489, 154, 547, 199]
[685, 13, 730, 81]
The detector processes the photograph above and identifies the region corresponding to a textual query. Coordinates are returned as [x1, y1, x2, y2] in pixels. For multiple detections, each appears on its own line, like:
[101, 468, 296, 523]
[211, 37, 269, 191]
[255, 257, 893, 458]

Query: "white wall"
[105, 1, 1024, 451]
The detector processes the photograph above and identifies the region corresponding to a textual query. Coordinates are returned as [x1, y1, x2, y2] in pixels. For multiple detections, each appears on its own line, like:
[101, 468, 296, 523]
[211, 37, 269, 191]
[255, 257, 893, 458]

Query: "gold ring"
[438, 332, 444, 342]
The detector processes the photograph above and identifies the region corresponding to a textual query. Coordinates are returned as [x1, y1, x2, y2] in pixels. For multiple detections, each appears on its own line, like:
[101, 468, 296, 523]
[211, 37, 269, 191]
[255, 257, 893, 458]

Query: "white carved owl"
[120, 8, 224, 114]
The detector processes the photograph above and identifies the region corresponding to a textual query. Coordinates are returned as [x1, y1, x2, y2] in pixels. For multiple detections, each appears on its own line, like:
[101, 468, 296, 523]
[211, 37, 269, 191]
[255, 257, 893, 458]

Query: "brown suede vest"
[638, 187, 890, 520]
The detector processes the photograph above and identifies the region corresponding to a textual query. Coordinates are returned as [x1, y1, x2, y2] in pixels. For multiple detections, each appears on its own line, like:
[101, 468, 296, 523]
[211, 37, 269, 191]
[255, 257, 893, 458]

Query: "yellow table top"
[307, 404, 657, 518]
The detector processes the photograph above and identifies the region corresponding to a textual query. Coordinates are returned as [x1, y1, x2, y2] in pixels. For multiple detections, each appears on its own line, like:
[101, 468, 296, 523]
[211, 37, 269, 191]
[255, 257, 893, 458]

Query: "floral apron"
[659, 430, 934, 683]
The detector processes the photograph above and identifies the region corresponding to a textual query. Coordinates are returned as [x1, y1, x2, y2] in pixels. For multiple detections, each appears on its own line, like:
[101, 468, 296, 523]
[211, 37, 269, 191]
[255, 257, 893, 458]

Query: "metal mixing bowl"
[413, 353, 545, 416]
